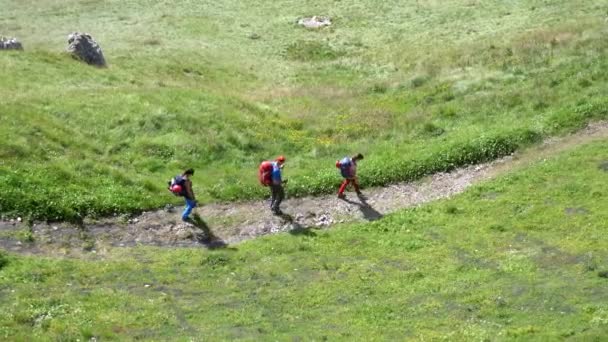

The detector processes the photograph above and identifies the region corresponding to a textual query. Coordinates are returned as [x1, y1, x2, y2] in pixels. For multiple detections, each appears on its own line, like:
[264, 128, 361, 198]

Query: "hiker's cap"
[276, 155, 286, 163]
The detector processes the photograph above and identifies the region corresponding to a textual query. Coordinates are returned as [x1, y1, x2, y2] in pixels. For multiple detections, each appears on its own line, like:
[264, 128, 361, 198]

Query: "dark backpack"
[337, 157, 352, 178]
[167, 175, 186, 196]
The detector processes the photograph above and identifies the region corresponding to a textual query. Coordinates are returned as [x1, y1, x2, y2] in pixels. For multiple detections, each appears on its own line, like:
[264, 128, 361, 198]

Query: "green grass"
[1, 0, 608, 221]
[1, 135, 607, 340]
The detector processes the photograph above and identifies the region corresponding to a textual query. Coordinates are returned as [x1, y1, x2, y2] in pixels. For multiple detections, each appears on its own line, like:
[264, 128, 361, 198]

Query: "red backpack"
[167, 175, 186, 196]
[258, 161, 273, 186]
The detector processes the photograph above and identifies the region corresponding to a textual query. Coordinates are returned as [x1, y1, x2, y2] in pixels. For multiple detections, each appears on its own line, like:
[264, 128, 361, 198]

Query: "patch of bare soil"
[1, 121, 607, 257]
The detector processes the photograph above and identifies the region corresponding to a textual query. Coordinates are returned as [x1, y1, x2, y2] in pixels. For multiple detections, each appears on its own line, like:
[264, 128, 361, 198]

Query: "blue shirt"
[271, 161, 282, 184]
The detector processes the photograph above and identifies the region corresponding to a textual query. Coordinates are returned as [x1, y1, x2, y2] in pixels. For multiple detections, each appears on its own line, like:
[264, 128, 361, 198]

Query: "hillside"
[1, 0, 607, 221]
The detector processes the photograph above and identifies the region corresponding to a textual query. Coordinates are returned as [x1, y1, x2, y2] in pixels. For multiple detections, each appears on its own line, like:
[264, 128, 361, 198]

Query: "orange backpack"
[258, 161, 273, 186]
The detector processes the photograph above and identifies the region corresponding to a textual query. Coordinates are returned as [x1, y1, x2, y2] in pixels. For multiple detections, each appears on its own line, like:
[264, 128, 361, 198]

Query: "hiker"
[336, 153, 364, 199]
[259, 156, 287, 215]
[168, 168, 197, 222]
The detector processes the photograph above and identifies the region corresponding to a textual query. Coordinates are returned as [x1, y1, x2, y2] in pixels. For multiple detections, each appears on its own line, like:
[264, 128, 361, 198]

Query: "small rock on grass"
[0, 37, 23, 50]
[598, 271, 608, 278]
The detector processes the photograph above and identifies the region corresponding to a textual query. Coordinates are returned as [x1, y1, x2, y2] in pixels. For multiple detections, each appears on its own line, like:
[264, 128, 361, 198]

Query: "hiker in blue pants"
[180, 168, 196, 221]
[168, 168, 198, 222]
[169, 168, 196, 222]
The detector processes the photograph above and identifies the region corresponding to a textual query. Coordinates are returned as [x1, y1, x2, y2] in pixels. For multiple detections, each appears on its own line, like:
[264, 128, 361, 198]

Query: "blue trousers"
[182, 198, 196, 220]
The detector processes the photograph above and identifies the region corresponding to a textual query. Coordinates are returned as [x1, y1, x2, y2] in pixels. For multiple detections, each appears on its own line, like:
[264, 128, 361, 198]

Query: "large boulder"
[67, 32, 106, 67]
[0, 37, 23, 50]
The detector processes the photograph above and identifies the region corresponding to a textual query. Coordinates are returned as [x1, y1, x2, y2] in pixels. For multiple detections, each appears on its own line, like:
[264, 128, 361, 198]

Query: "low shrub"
[0, 251, 8, 269]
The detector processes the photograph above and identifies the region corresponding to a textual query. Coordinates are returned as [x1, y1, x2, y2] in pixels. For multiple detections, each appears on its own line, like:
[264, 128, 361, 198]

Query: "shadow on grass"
[191, 214, 233, 250]
[340, 194, 383, 221]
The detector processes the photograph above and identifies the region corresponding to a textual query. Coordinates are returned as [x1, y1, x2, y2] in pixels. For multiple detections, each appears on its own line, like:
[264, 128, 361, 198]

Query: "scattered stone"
[599, 271, 608, 278]
[305, 211, 316, 218]
[599, 161, 608, 172]
[315, 214, 333, 227]
[0, 37, 23, 50]
[297, 16, 332, 29]
[564, 207, 588, 215]
[67, 32, 106, 67]
[174, 226, 194, 240]
[248, 33, 261, 40]
[269, 223, 281, 234]
[164, 204, 175, 213]
[16, 217, 22, 222]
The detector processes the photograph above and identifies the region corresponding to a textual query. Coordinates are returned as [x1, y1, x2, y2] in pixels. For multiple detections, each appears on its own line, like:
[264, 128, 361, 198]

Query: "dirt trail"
[1, 122, 607, 257]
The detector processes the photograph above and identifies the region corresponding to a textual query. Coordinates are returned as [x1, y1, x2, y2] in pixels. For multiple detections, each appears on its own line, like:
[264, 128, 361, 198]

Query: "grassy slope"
[1, 134, 607, 340]
[1, 0, 607, 221]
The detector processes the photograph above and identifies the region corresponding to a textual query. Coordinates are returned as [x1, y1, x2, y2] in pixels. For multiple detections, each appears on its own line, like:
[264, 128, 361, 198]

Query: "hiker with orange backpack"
[168, 168, 197, 222]
[336, 153, 364, 199]
[259, 155, 287, 215]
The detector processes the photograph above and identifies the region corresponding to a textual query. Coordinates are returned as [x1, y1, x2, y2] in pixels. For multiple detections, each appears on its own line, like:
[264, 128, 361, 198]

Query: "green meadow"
[1, 1, 608, 339]
[1, 134, 607, 340]
[1, 0, 607, 221]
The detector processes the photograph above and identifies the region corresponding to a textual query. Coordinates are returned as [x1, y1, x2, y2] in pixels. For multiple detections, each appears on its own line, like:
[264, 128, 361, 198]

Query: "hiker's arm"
[186, 180, 195, 200]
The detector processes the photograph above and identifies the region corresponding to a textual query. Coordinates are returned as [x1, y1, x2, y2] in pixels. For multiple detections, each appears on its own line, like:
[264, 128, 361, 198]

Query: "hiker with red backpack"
[336, 153, 364, 199]
[168, 168, 196, 222]
[259, 155, 287, 215]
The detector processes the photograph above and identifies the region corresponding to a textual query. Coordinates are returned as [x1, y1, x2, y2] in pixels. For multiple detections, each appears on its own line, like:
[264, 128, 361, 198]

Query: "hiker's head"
[276, 155, 286, 165]
[353, 153, 364, 161]
[183, 168, 195, 176]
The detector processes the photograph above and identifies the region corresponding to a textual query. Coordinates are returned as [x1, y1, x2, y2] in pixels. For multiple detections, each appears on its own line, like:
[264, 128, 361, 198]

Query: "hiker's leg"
[270, 185, 280, 211]
[275, 185, 285, 209]
[353, 177, 361, 193]
[182, 198, 196, 220]
[338, 179, 349, 195]
[269, 187, 275, 209]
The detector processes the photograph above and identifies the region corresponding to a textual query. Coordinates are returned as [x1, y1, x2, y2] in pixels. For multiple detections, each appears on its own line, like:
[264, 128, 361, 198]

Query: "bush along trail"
[0, 121, 607, 257]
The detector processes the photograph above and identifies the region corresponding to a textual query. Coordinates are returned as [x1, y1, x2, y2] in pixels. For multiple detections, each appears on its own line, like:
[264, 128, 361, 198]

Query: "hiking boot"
[337, 193, 346, 199]
[356, 191, 367, 200]
[272, 208, 283, 215]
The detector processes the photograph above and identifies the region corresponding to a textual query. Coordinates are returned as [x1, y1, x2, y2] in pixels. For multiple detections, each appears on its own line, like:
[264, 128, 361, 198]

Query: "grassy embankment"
[1, 131, 607, 340]
[0, 0, 607, 221]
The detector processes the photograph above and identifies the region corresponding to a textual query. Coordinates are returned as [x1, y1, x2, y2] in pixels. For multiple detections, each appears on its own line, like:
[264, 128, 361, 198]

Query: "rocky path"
[1, 122, 607, 257]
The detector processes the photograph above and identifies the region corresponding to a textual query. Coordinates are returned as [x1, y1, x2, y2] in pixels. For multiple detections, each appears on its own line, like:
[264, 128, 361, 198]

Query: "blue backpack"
[338, 157, 352, 178]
